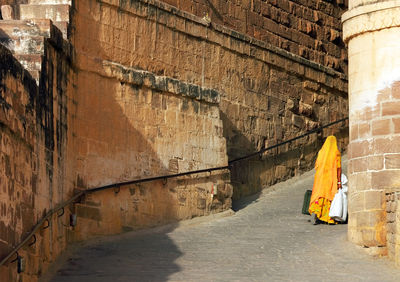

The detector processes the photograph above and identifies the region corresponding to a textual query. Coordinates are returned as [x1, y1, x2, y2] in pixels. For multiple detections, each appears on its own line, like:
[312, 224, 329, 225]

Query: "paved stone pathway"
[47, 167, 400, 282]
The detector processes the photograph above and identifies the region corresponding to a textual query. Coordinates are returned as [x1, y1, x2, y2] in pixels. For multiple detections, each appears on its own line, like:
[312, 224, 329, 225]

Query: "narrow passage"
[47, 166, 400, 282]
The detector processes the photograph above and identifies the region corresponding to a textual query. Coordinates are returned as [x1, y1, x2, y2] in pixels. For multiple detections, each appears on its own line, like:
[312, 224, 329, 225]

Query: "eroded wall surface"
[71, 61, 232, 240]
[71, 0, 347, 199]
[160, 0, 348, 73]
[0, 0, 349, 280]
[0, 25, 73, 280]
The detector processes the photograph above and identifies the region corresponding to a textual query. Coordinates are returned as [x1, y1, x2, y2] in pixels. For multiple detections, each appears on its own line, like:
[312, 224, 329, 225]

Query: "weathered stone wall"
[0, 22, 73, 280]
[386, 191, 398, 263]
[160, 0, 348, 73]
[0, 0, 349, 280]
[71, 0, 347, 200]
[343, 0, 400, 259]
[70, 61, 232, 240]
[0, 44, 38, 280]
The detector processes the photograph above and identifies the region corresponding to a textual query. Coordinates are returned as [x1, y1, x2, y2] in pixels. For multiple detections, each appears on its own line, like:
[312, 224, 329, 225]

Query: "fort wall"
[72, 0, 347, 199]
[158, 0, 348, 73]
[0, 0, 348, 280]
[0, 22, 73, 279]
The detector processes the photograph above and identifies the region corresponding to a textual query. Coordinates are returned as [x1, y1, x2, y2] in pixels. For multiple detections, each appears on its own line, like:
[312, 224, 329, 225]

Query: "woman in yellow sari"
[309, 135, 342, 224]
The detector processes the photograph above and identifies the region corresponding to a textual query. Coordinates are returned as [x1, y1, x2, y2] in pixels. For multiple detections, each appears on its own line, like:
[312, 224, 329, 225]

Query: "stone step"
[20, 4, 70, 22]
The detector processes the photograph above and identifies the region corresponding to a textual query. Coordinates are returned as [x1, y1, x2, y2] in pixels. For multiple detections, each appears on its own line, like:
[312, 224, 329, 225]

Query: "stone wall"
[71, 61, 232, 240]
[386, 191, 398, 263]
[0, 24, 73, 280]
[0, 0, 349, 280]
[72, 0, 347, 200]
[347, 81, 400, 252]
[159, 0, 348, 73]
[0, 44, 38, 280]
[343, 0, 400, 259]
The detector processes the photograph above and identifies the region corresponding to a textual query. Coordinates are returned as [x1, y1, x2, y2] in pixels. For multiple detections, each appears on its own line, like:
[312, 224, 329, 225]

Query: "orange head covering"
[310, 136, 341, 205]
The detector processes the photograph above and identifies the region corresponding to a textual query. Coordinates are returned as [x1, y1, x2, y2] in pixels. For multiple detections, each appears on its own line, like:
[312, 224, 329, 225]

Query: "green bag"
[302, 190, 312, 215]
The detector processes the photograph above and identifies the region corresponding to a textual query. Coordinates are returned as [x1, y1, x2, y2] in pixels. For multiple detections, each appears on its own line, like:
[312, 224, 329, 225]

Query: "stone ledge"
[97, 0, 347, 84]
[102, 61, 220, 104]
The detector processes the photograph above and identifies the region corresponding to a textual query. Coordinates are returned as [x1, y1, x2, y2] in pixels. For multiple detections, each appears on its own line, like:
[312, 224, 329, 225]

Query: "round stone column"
[343, 1, 400, 254]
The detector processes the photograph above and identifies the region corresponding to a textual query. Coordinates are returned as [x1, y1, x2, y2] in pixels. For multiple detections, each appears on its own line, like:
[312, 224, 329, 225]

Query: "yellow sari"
[309, 136, 341, 224]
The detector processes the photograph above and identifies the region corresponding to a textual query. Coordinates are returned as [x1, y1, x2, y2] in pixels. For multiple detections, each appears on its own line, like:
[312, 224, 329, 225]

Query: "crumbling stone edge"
[103, 60, 221, 104]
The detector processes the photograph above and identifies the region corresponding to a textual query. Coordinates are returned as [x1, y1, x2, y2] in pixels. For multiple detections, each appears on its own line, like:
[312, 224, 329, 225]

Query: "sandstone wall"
[159, 0, 348, 73]
[0, 27, 73, 280]
[386, 191, 399, 263]
[71, 0, 347, 200]
[0, 44, 38, 280]
[71, 61, 232, 240]
[0, 0, 349, 280]
[343, 0, 400, 259]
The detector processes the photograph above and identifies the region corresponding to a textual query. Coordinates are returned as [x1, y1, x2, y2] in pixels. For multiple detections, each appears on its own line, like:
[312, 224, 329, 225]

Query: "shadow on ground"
[44, 224, 182, 282]
[231, 192, 262, 212]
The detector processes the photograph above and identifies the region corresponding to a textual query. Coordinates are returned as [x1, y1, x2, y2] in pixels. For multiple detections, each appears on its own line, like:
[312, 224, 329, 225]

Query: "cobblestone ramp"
[47, 163, 400, 282]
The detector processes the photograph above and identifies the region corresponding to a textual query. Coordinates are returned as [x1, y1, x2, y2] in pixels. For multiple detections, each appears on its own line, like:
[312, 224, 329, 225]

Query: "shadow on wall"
[61, 1, 231, 280]
[221, 108, 349, 209]
[71, 55, 226, 237]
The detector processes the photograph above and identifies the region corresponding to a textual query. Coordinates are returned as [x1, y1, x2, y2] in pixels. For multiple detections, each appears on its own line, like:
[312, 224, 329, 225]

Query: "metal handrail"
[229, 117, 349, 164]
[0, 116, 348, 268]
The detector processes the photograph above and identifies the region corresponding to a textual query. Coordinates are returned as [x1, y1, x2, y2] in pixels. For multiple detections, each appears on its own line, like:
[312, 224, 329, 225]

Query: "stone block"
[393, 118, 400, 134]
[391, 200, 397, 212]
[377, 87, 392, 102]
[286, 98, 297, 112]
[387, 212, 396, 223]
[382, 101, 400, 116]
[299, 102, 313, 117]
[386, 201, 392, 212]
[349, 140, 370, 159]
[352, 157, 368, 173]
[292, 114, 304, 128]
[368, 210, 385, 227]
[387, 213, 395, 224]
[1, 5, 14, 20]
[76, 204, 102, 221]
[372, 170, 400, 189]
[392, 81, 400, 99]
[385, 154, 400, 169]
[360, 229, 376, 246]
[372, 119, 391, 136]
[358, 122, 370, 139]
[373, 136, 400, 154]
[20, 4, 70, 22]
[197, 198, 206, 210]
[367, 155, 383, 171]
[350, 123, 358, 141]
[303, 80, 320, 91]
[349, 191, 365, 213]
